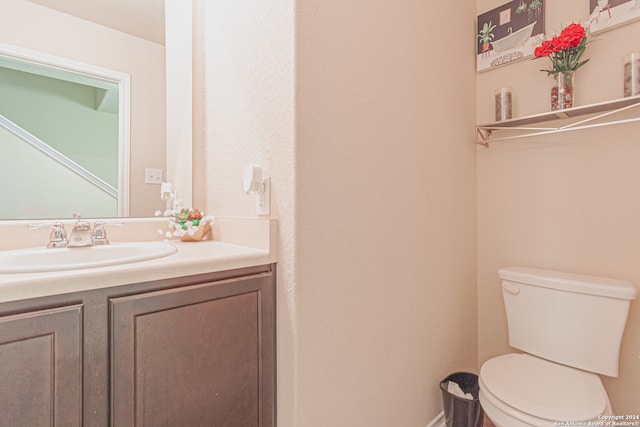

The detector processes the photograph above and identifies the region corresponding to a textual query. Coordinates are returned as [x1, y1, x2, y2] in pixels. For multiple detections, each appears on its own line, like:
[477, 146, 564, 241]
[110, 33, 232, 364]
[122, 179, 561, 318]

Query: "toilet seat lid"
[481, 353, 607, 422]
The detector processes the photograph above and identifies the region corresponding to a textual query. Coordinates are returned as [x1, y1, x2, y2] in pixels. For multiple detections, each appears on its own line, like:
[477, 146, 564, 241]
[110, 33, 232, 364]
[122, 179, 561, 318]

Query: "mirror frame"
[0, 41, 131, 217]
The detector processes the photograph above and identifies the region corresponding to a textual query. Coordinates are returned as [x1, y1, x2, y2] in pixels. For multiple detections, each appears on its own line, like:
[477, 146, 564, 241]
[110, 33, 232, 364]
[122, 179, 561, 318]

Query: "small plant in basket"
[155, 208, 215, 241]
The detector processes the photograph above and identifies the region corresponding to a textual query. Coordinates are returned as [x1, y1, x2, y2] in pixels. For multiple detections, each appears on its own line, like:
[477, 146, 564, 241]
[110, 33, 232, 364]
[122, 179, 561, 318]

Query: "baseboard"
[426, 410, 445, 427]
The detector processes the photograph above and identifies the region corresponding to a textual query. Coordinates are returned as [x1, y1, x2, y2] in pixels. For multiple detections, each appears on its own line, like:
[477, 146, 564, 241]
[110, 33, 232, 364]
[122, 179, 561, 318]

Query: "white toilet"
[479, 266, 637, 427]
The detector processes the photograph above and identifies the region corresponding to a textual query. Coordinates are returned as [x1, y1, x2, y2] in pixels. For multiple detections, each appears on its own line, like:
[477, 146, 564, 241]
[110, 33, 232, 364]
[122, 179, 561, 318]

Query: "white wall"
[199, 1, 297, 424]
[477, 0, 640, 413]
[200, 0, 477, 425]
[0, 0, 166, 217]
[165, 0, 192, 209]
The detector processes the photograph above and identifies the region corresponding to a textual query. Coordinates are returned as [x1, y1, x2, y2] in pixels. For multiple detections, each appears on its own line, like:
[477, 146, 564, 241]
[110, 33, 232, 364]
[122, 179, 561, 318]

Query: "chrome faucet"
[29, 221, 68, 248]
[68, 214, 93, 247]
[31, 215, 124, 248]
[91, 220, 123, 245]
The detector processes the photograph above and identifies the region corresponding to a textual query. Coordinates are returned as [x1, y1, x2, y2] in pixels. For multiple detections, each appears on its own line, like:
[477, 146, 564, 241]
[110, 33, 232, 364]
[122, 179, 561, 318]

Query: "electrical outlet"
[256, 177, 271, 216]
[145, 168, 163, 184]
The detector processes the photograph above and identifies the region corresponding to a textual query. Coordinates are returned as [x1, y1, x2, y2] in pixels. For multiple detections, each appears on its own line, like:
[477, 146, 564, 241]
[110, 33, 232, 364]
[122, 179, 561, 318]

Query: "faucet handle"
[29, 221, 68, 248]
[92, 220, 124, 245]
[71, 213, 91, 229]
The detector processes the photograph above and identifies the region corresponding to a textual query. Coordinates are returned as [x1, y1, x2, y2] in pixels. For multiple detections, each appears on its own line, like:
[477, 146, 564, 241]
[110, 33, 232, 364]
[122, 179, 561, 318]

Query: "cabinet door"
[111, 272, 275, 427]
[0, 305, 83, 427]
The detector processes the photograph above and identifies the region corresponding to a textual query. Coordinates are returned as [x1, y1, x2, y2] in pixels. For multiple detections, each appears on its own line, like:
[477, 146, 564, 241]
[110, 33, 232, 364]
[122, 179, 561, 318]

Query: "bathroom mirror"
[0, 0, 171, 220]
[0, 44, 130, 219]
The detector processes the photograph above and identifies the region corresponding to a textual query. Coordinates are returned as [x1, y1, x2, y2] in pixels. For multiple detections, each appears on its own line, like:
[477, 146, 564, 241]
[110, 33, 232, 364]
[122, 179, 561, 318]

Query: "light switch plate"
[145, 168, 163, 184]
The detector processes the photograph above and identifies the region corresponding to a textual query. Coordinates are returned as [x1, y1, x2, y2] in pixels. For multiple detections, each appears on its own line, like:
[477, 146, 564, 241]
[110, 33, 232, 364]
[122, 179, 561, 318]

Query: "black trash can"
[439, 372, 484, 427]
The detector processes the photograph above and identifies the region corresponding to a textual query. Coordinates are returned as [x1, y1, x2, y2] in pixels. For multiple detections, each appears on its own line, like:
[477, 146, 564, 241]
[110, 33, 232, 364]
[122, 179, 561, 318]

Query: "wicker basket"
[179, 222, 212, 242]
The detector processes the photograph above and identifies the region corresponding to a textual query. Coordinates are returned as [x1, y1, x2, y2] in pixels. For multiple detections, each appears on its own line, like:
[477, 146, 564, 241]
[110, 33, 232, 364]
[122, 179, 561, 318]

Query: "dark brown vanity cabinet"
[110, 271, 276, 426]
[0, 265, 275, 427]
[0, 304, 83, 427]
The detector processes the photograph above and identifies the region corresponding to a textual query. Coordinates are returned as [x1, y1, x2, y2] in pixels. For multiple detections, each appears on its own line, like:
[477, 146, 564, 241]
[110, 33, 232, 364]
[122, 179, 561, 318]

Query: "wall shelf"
[476, 94, 640, 146]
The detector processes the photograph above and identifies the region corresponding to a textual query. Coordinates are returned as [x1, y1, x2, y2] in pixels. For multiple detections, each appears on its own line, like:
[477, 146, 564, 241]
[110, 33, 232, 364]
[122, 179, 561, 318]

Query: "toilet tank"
[499, 266, 637, 377]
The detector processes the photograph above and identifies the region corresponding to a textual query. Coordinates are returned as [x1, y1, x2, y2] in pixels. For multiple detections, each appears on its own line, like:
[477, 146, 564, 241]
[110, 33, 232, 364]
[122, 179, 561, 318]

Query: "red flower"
[534, 40, 555, 58]
[533, 23, 589, 74]
[559, 23, 585, 48]
[550, 35, 570, 51]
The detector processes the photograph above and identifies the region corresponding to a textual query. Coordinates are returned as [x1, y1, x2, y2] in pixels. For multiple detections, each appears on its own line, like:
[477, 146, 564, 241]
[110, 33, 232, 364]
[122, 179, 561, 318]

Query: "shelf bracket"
[476, 127, 491, 146]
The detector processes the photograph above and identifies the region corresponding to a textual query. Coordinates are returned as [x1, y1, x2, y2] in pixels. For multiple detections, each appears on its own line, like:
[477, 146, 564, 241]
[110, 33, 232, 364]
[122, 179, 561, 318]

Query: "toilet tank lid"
[498, 266, 638, 300]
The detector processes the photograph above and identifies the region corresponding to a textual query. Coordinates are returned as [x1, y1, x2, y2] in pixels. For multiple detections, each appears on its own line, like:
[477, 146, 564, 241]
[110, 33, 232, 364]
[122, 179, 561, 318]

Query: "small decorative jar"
[494, 87, 513, 121]
[623, 52, 640, 97]
[551, 70, 574, 111]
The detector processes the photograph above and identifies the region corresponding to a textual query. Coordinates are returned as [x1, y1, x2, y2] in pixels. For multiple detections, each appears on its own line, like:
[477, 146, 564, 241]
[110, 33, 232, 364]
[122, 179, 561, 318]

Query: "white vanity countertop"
[0, 217, 278, 304]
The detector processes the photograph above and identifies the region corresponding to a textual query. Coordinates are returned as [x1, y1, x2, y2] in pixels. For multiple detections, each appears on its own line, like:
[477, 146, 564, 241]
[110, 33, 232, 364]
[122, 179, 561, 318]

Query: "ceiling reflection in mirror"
[0, 0, 167, 220]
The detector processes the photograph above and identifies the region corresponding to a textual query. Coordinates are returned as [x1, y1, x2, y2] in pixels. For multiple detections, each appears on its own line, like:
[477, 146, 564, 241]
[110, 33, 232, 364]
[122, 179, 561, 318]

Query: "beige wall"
[0, 0, 166, 217]
[295, 1, 477, 425]
[477, 0, 640, 413]
[201, 0, 477, 425]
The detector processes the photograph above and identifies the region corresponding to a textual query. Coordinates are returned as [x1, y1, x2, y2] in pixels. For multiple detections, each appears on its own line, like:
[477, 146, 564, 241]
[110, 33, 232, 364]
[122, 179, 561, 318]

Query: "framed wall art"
[477, 0, 545, 72]
[589, 0, 640, 33]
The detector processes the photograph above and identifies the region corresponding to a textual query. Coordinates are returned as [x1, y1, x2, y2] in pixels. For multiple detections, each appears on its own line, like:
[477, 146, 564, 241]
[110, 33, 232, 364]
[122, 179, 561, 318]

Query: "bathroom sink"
[0, 242, 177, 274]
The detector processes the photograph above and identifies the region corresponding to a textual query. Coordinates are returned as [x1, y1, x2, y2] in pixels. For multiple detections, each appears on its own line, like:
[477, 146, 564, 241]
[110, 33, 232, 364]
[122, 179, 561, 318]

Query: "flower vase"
[551, 70, 574, 111]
